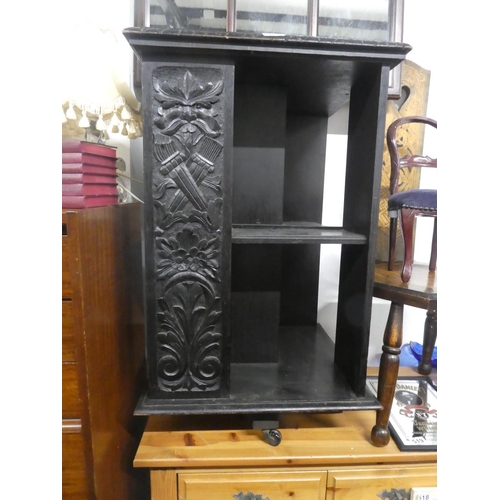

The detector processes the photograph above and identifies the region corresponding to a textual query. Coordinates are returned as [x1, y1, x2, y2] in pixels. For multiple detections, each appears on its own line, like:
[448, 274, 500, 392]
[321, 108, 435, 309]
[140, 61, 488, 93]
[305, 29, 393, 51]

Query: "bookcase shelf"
[135, 326, 381, 416]
[124, 29, 410, 426]
[232, 224, 367, 244]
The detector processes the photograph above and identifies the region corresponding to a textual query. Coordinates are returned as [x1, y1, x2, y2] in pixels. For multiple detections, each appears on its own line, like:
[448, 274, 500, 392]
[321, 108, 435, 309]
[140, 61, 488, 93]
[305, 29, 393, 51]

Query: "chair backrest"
[387, 116, 437, 195]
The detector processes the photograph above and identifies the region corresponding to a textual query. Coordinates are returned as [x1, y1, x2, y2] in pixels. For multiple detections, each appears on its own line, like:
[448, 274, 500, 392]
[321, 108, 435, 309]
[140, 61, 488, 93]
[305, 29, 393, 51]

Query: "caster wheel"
[262, 429, 282, 446]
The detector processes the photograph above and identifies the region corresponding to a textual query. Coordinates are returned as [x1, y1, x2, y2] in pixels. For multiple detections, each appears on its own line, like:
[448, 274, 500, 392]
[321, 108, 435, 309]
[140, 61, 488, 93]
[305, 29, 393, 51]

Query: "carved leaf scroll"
[150, 66, 226, 394]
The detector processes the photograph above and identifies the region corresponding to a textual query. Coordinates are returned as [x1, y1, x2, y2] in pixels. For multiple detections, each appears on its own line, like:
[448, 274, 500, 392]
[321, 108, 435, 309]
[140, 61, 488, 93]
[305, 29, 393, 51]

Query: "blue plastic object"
[400, 344, 419, 366]
[410, 341, 437, 367]
[399, 342, 437, 368]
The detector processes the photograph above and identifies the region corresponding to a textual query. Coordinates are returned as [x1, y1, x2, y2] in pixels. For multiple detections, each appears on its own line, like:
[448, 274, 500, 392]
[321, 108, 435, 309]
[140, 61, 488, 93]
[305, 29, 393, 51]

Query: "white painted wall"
[59, 0, 137, 191]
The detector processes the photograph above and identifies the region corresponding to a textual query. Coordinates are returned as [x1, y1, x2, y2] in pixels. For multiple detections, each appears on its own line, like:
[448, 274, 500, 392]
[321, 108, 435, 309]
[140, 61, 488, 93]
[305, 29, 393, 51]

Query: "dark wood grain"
[373, 261, 436, 308]
[371, 301, 403, 447]
[62, 300, 75, 362]
[62, 363, 81, 419]
[62, 203, 148, 500]
[62, 235, 72, 299]
[62, 428, 89, 500]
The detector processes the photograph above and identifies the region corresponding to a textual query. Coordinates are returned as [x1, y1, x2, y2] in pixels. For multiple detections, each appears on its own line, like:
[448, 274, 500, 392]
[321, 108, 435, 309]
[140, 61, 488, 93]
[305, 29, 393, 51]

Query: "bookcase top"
[123, 28, 411, 116]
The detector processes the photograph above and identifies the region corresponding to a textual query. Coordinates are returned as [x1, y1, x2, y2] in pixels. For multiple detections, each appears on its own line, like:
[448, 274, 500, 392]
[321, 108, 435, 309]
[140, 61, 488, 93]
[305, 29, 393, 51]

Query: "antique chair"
[387, 116, 437, 283]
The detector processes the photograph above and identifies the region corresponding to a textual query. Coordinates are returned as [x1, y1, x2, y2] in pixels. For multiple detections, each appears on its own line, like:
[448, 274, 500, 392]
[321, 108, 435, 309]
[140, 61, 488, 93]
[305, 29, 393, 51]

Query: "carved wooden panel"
[145, 64, 233, 398]
[376, 60, 431, 262]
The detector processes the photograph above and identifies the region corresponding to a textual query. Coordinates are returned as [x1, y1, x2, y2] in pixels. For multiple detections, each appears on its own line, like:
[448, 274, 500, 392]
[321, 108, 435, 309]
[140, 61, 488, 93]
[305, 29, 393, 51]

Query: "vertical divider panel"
[142, 61, 234, 399]
[335, 65, 390, 395]
[281, 115, 328, 326]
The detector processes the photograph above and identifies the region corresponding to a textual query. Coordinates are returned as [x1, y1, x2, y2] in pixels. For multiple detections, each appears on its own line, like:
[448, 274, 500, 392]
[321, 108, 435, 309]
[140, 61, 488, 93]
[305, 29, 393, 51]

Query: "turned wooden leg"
[429, 217, 437, 272]
[371, 301, 404, 447]
[418, 301, 437, 376]
[400, 208, 416, 283]
[388, 216, 398, 271]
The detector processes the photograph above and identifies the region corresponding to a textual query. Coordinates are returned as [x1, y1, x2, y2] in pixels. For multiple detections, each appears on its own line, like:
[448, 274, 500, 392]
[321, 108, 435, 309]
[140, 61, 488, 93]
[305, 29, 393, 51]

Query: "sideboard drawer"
[178, 471, 327, 500]
[62, 422, 89, 499]
[62, 363, 81, 419]
[62, 300, 76, 362]
[326, 464, 437, 500]
[62, 235, 72, 299]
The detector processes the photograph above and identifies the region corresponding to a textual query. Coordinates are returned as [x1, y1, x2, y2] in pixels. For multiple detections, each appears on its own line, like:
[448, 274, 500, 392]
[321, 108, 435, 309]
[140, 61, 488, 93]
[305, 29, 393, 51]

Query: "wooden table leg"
[371, 301, 403, 447]
[418, 301, 437, 376]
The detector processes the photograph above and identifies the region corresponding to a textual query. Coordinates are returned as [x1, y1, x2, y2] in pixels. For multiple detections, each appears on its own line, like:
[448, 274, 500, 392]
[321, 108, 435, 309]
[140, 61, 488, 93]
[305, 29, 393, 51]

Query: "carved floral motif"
[150, 67, 226, 394]
[156, 226, 220, 281]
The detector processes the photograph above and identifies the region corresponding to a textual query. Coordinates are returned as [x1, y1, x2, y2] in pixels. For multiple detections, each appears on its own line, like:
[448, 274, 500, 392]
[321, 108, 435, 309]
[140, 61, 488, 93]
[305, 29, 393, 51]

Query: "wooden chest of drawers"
[62, 203, 148, 500]
[135, 405, 437, 500]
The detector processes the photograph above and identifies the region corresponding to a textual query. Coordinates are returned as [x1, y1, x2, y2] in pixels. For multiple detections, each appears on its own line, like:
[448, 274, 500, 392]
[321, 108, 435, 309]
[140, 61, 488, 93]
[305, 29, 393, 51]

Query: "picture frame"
[387, 0, 405, 99]
[132, 0, 405, 97]
[367, 376, 437, 452]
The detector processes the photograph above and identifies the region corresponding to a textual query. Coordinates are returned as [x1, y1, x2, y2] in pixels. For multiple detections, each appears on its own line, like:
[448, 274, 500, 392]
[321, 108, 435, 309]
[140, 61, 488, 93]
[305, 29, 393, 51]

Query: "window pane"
[318, 0, 390, 41]
[147, 1, 395, 42]
[236, 0, 308, 35]
[149, 0, 228, 32]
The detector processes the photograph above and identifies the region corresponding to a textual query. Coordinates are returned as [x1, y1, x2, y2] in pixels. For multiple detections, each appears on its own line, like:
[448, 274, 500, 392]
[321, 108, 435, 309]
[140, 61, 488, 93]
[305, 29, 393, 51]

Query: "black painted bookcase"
[124, 28, 410, 423]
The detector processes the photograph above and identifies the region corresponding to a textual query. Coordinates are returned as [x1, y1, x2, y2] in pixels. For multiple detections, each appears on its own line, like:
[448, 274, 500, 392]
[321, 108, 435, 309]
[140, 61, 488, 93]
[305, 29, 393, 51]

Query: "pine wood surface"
[152, 464, 436, 500]
[135, 366, 435, 470]
[178, 471, 328, 500]
[325, 464, 437, 500]
[136, 411, 435, 469]
[150, 470, 177, 500]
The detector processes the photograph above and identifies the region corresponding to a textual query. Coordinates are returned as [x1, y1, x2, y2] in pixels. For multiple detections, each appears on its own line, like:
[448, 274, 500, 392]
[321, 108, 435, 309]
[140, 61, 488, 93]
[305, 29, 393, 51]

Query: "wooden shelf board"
[135, 325, 380, 416]
[232, 224, 367, 244]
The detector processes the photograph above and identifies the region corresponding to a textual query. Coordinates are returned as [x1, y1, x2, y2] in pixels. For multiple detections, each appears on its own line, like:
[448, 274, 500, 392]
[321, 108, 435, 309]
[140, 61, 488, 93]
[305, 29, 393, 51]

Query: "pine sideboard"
[133, 400, 437, 500]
